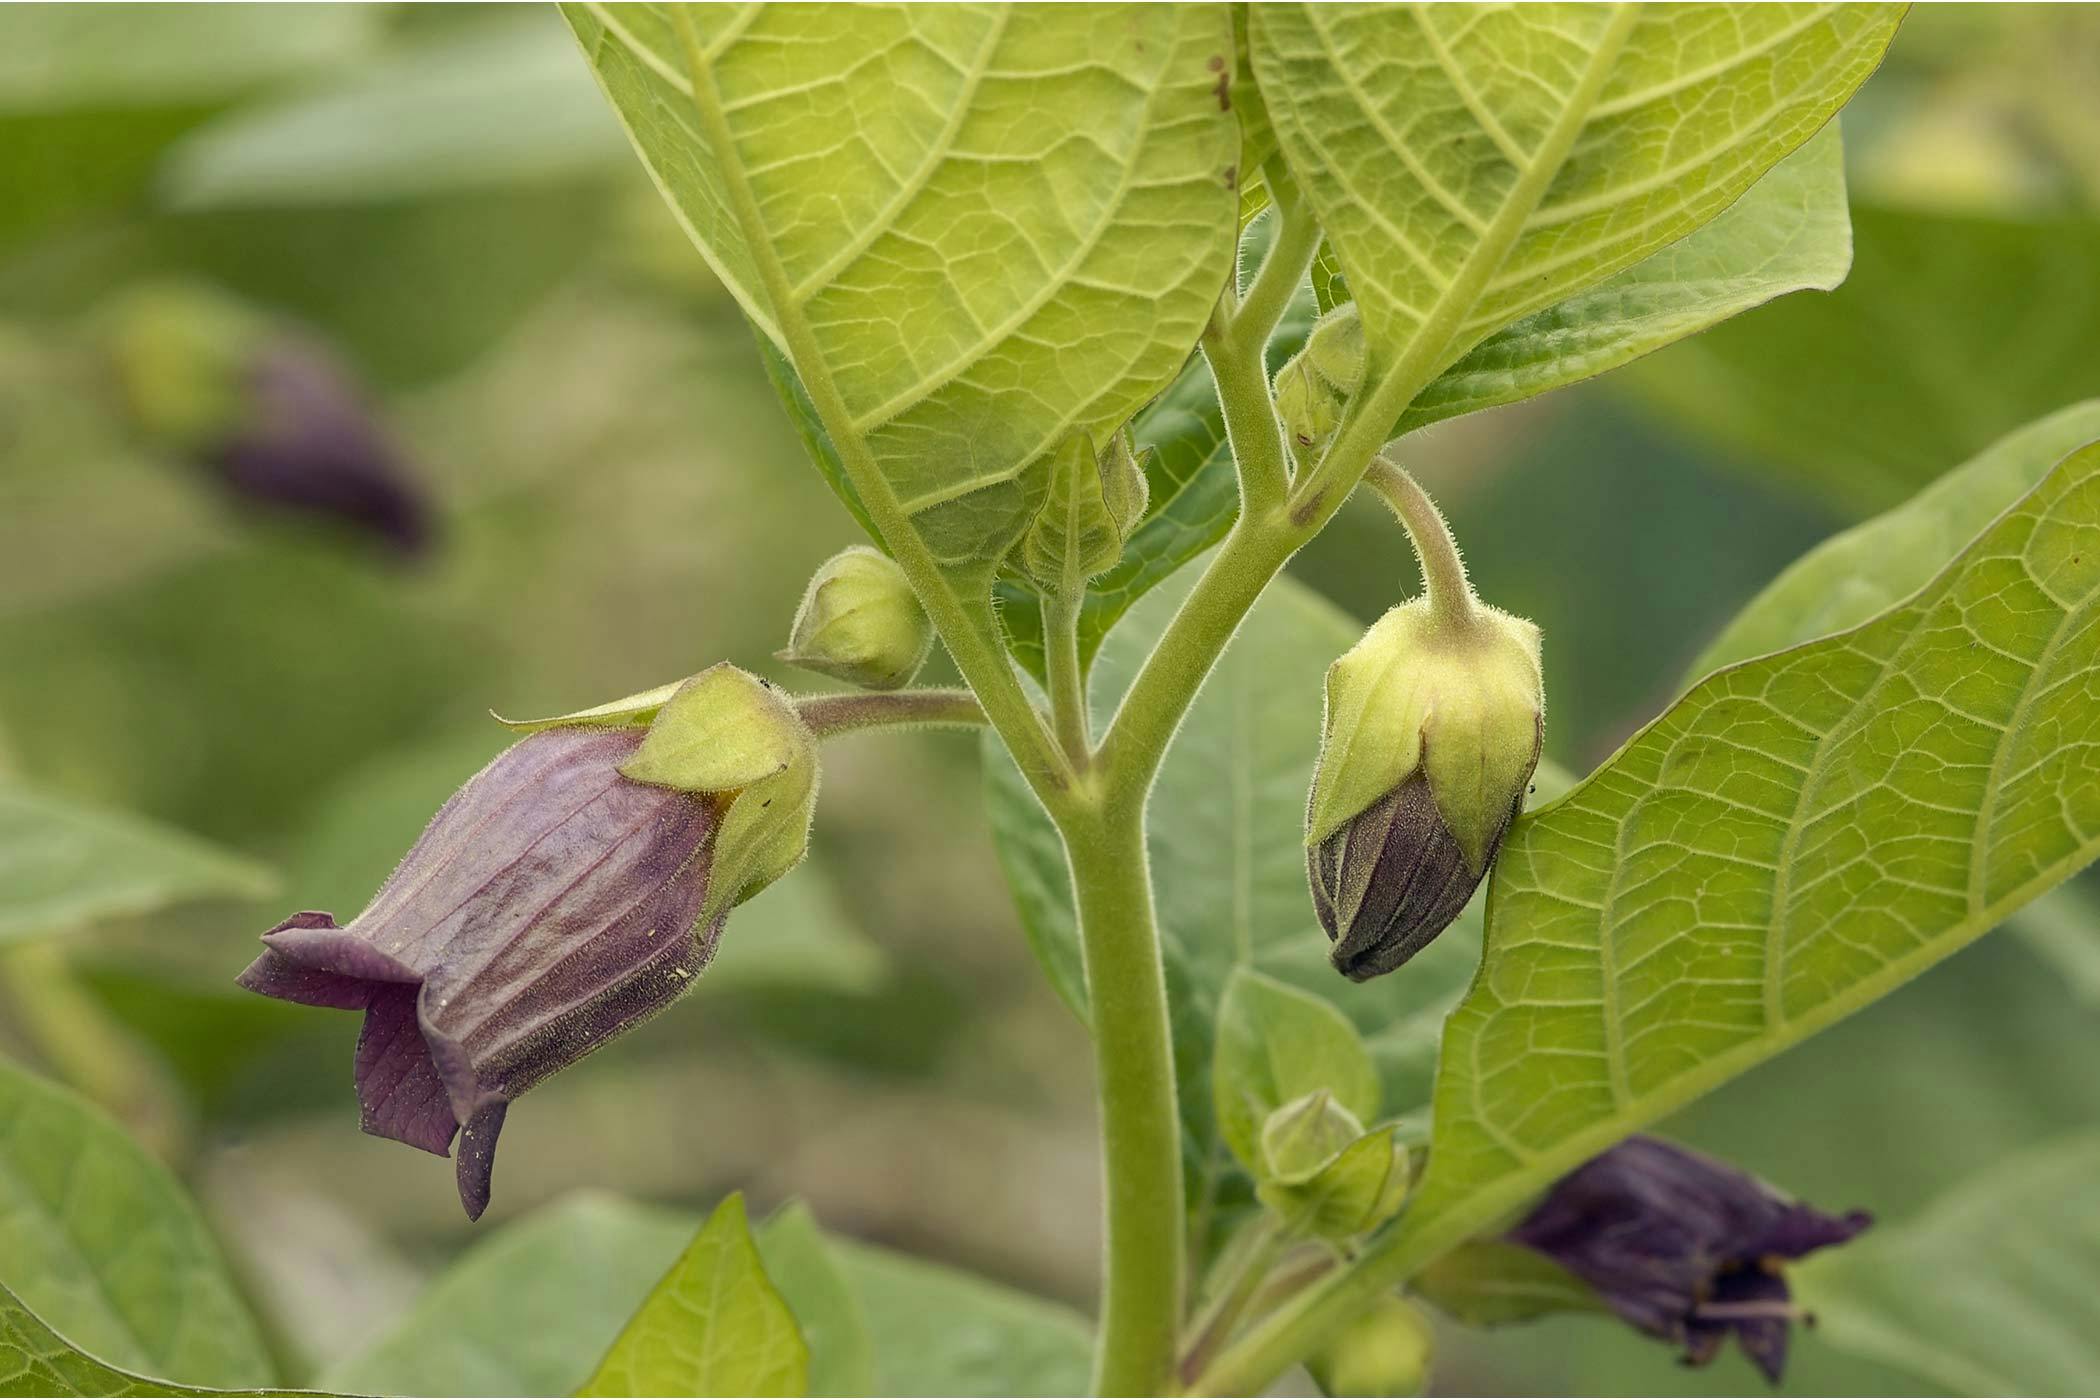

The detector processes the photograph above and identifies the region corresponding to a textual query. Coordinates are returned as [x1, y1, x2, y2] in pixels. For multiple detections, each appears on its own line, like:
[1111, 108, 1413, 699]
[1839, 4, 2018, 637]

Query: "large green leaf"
[1251, 5, 1898, 392]
[565, 3, 1238, 573]
[0, 783, 275, 943]
[985, 573, 1572, 1255]
[0, 1064, 272, 1389]
[1692, 402, 2100, 677]
[1393, 440, 2100, 1271]
[830, 1241, 1091, 1398]
[0, 1283, 295, 1399]
[579, 1194, 807, 1398]
[1798, 1134, 2100, 1396]
[751, 1205, 873, 1399]
[1624, 206, 2100, 513]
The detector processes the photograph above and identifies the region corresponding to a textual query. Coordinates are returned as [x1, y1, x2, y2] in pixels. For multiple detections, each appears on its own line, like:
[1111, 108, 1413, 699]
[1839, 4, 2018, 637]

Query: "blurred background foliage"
[0, 5, 2096, 1394]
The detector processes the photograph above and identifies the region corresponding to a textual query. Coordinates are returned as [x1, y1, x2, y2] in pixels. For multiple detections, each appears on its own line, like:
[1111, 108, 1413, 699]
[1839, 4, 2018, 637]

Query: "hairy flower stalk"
[1508, 1136, 1872, 1382]
[236, 666, 817, 1219]
[1305, 461, 1544, 979]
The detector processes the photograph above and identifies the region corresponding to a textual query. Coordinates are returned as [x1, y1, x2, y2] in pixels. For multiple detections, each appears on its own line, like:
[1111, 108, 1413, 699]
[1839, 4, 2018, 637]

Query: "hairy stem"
[793, 688, 985, 739]
[1361, 457, 1477, 630]
[1063, 805, 1184, 1396]
[1044, 589, 1092, 765]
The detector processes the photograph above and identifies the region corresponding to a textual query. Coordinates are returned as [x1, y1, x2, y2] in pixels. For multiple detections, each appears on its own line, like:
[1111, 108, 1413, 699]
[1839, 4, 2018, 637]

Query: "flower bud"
[104, 281, 431, 554]
[1304, 303, 1366, 395]
[1017, 430, 1151, 590]
[1307, 600, 1543, 980]
[778, 546, 933, 691]
[1273, 351, 1343, 465]
[1260, 1089, 1363, 1182]
[1508, 1136, 1871, 1383]
[1306, 1295, 1434, 1397]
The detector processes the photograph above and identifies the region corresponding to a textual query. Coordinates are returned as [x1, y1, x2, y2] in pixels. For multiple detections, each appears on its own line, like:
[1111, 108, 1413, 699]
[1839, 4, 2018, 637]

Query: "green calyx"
[1255, 1091, 1411, 1241]
[1306, 597, 1544, 874]
[620, 664, 820, 920]
[1275, 303, 1366, 467]
[102, 280, 265, 453]
[778, 545, 934, 691]
[1306, 1295, 1434, 1397]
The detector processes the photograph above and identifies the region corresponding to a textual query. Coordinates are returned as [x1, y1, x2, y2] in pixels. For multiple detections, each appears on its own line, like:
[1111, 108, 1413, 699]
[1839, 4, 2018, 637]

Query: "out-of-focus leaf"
[0, 782, 274, 942]
[322, 1193, 692, 1398]
[1394, 127, 1854, 436]
[1624, 205, 2100, 513]
[1211, 969, 1379, 1177]
[986, 571, 1574, 1260]
[2007, 880, 2100, 1007]
[832, 1241, 1092, 1398]
[1392, 442, 2100, 1278]
[0, 1283, 299, 1399]
[566, 3, 1237, 580]
[0, 7, 378, 112]
[0, 1063, 272, 1389]
[752, 1205, 873, 1399]
[1413, 1240, 1602, 1329]
[1799, 1134, 2100, 1395]
[1692, 400, 2100, 677]
[579, 1193, 806, 1398]
[160, 14, 628, 208]
[1252, 5, 1895, 387]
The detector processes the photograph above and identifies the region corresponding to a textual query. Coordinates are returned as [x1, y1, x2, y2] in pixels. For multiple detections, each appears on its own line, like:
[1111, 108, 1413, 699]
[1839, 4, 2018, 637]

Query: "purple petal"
[354, 984, 459, 1157]
[455, 1102, 509, 1222]
[237, 914, 374, 1008]
[262, 919, 422, 984]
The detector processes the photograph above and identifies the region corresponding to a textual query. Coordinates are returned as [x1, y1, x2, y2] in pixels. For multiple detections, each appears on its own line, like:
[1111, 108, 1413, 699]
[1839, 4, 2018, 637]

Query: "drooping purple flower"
[236, 727, 722, 1219]
[214, 337, 433, 555]
[1507, 1135, 1871, 1383]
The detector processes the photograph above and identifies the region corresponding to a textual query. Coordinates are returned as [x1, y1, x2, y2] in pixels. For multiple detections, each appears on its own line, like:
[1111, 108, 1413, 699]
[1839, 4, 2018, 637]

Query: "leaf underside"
[1398, 441, 2100, 1264]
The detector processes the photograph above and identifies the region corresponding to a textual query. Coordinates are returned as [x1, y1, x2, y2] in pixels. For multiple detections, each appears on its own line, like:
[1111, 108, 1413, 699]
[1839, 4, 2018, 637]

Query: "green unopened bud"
[103, 281, 262, 452]
[1260, 1090, 1363, 1183]
[1305, 303, 1366, 394]
[1307, 524, 1543, 980]
[1018, 431, 1151, 590]
[1307, 1295, 1434, 1397]
[779, 546, 932, 691]
[1274, 352, 1343, 465]
[619, 664, 820, 921]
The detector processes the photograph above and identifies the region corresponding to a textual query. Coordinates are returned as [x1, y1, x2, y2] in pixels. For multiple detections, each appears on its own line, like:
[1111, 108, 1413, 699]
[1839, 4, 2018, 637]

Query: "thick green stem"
[1361, 457, 1478, 631]
[793, 688, 985, 739]
[1064, 805, 1185, 1396]
[1044, 589, 1092, 766]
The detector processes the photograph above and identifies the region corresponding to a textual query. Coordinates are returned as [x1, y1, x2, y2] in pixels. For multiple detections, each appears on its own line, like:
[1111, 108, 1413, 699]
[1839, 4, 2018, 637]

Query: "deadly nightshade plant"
[203, 6, 2100, 1398]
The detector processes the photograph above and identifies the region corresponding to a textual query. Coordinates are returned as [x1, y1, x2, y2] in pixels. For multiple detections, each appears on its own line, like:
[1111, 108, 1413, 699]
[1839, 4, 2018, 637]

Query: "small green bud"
[103, 281, 262, 452]
[1305, 303, 1366, 394]
[619, 663, 820, 921]
[1260, 1090, 1363, 1183]
[1307, 599, 1543, 980]
[1017, 431, 1150, 590]
[1273, 352, 1343, 465]
[1306, 1295, 1435, 1397]
[779, 546, 933, 691]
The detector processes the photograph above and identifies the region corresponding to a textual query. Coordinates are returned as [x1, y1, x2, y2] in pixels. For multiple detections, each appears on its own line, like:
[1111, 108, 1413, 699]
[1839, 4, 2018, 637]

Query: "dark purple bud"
[1309, 774, 1518, 981]
[1507, 1135, 1872, 1384]
[236, 728, 722, 1220]
[214, 337, 433, 555]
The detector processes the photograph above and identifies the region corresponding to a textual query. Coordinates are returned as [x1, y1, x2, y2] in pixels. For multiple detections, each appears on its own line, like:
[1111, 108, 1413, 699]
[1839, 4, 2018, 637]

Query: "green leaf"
[159, 14, 628, 208]
[0, 1283, 298, 1399]
[1212, 969, 1380, 1176]
[1394, 124, 1854, 436]
[0, 783, 275, 943]
[752, 1206, 873, 1400]
[830, 1241, 1091, 1398]
[1411, 1240, 1601, 1329]
[1693, 400, 2100, 677]
[1393, 440, 2100, 1275]
[1623, 205, 2100, 514]
[323, 1194, 694, 1398]
[1798, 1134, 2100, 1396]
[0, 1063, 273, 1389]
[565, 3, 1238, 574]
[1251, 4, 1897, 389]
[985, 573, 1573, 1259]
[579, 1193, 807, 1398]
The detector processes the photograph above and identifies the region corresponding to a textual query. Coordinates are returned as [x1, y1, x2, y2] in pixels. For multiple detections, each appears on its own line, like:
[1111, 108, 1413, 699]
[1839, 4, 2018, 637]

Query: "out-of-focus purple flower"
[1507, 1135, 1871, 1383]
[214, 337, 432, 554]
[236, 727, 722, 1219]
